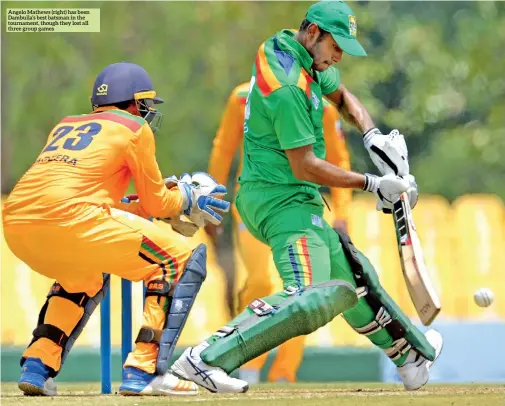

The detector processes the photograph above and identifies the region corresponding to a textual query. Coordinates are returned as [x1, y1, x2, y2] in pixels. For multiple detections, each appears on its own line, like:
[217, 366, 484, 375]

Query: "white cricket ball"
[474, 288, 494, 308]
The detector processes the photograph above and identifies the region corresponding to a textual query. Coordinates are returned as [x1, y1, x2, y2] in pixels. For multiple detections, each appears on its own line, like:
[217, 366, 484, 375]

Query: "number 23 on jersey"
[42, 122, 102, 153]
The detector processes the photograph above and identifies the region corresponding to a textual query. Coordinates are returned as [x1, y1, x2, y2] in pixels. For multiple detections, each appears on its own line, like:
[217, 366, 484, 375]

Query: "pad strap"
[135, 327, 162, 344]
[214, 326, 235, 338]
[283, 286, 300, 296]
[384, 338, 412, 361]
[48, 282, 90, 308]
[248, 298, 274, 316]
[353, 306, 392, 336]
[32, 324, 69, 348]
[356, 286, 368, 298]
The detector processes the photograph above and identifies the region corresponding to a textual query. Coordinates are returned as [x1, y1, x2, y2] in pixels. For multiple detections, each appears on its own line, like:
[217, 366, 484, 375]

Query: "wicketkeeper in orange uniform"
[205, 81, 352, 383]
[3, 62, 229, 397]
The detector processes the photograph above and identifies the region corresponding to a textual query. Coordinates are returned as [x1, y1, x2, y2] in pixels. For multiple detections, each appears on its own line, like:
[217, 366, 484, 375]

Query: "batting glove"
[363, 173, 410, 211]
[364, 128, 409, 177]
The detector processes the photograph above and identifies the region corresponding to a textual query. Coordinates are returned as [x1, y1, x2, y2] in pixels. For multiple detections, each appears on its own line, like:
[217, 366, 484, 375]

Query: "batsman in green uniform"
[171, 1, 443, 393]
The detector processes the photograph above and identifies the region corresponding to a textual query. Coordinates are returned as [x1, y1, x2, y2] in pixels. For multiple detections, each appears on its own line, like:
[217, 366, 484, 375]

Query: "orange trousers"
[4, 206, 192, 374]
[232, 205, 305, 383]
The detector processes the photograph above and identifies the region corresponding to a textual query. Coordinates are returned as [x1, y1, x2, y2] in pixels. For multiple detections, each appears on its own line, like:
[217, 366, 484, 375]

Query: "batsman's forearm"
[303, 156, 366, 189]
[337, 88, 375, 134]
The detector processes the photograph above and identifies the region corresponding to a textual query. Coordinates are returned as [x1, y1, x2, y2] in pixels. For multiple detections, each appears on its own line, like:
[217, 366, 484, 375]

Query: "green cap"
[306, 0, 367, 57]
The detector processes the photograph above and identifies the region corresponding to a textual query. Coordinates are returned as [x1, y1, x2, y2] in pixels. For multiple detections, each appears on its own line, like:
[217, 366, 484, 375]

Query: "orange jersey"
[3, 107, 182, 225]
[208, 82, 352, 221]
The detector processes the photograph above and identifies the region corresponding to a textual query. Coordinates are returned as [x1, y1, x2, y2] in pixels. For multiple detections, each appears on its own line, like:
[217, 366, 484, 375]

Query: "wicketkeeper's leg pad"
[134, 244, 207, 375]
[22, 274, 110, 376]
[334, 229, 436, 361]
[200, 280, 357, 374]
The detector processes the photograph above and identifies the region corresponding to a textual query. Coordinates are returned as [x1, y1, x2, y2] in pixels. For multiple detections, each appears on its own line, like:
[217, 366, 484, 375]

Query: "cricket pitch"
[1, 382, 504, 406]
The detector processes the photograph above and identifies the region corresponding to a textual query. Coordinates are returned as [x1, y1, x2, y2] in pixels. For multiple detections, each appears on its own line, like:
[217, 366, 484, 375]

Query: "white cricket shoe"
[171, 343, 249, 393]
[397, 329, 443, 391]
[119, 366, 198, 396]
[144, 372, 198, 396]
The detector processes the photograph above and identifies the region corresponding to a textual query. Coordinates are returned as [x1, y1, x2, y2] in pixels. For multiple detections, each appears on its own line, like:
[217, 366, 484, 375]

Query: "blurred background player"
[2, 62, 229, 397]
[205, 81, 352, 383]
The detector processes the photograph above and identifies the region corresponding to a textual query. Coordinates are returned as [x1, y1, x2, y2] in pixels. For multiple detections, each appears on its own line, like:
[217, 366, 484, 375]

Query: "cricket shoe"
[397, 329, 443, 391]
[171, 342, 249, 393]
[18, 358, 57, 396]
[119, 366, 198, 396]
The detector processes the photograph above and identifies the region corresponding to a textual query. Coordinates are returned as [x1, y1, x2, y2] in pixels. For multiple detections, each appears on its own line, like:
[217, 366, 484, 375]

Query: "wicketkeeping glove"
[177, 172, 231, 227]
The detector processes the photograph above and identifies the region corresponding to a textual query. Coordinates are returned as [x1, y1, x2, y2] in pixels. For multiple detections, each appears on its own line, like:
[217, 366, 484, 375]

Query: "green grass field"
[1, 383, 504, 406]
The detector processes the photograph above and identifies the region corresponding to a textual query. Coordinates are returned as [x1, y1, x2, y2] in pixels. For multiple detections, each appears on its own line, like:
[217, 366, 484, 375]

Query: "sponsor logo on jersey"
[311, 91, 320, 110]
[311, 214, 323, 228]
[35, 154, 78, 166]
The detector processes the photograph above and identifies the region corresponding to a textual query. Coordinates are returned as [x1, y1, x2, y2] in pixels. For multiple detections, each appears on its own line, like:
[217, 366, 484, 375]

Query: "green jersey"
[239, 29, 341, 190]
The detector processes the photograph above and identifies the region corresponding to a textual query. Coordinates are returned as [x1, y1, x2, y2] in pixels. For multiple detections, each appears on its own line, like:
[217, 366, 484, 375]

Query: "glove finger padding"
[376, 199, 392, 214]
[375, 171, 418, 212]
[191, 195, 230, 227]
[378, 174, 409, 204]
[206, 184, 227, 199]
[364, 173, 409, 212]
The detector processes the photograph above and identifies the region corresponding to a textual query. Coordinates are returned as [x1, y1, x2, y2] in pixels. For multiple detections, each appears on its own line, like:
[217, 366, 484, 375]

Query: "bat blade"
[393, 193, 441, 326]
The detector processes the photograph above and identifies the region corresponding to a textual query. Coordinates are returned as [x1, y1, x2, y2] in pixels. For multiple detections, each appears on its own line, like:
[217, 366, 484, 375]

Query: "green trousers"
[211, 184, 412, 366]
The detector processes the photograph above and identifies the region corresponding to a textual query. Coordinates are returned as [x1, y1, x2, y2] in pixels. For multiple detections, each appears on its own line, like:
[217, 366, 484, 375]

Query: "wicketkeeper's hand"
[363, 128, 409, 177]
[120, 193, 200, 236]
[362, 173, 409, 211]
[165, 215, 199, 237]
[177, 172, 231, 227]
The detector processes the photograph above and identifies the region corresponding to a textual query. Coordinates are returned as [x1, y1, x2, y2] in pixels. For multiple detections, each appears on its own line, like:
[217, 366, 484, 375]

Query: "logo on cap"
[96, 84, 108, 96]
[348, 15, 357, 37]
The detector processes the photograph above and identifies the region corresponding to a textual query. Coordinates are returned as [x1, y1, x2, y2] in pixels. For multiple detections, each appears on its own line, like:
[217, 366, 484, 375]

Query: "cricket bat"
[393, 192, 441, 325]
